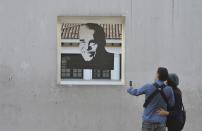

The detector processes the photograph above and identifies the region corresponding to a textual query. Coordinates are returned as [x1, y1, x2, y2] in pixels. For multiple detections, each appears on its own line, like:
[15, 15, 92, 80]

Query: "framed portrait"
[57, 16, 125, 85]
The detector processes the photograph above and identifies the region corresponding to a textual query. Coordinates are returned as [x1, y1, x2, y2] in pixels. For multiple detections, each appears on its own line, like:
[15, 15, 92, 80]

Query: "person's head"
[155, 67, 168, 81]
[167, 73, 179, 87]
[79, 23, 106, 61]
[167, 73, 181, 95]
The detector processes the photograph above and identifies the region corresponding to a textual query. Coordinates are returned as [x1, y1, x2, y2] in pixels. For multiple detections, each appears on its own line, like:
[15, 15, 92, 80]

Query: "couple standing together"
[127, 67, 185, 131]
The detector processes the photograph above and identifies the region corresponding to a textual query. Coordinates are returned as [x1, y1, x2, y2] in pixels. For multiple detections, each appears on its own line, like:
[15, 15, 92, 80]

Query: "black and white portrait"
[73, 23, 114, 69]
[58, 16, 124, 83]
[61, 23, 118, 70]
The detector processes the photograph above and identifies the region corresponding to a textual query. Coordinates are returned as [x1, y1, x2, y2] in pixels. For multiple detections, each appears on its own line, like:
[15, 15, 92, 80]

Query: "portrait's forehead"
[79, 25, 95, 39]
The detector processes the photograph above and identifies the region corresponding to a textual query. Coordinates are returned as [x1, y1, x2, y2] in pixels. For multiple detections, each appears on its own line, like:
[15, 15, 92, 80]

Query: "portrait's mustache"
[89, 52, 95, 57]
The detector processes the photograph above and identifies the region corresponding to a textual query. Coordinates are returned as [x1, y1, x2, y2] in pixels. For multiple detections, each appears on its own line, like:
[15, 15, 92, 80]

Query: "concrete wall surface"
[0, 0, 202, 131]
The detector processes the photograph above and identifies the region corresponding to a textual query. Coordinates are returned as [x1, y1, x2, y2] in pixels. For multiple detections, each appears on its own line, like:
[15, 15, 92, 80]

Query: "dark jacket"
[167, 88, 183, 131]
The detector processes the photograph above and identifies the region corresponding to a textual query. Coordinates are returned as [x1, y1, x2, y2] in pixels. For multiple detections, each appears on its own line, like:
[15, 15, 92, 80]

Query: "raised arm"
[127, 84, 149, 96]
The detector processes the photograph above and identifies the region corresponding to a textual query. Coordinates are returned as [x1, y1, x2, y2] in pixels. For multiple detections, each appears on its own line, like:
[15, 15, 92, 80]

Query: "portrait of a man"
[79, 23, 114, 69]
[58, 16, 124, 83]
[63, 23, 114, 70]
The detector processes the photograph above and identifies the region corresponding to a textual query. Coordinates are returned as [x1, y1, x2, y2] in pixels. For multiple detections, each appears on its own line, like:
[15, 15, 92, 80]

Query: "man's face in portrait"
[79, 25, 98, 61]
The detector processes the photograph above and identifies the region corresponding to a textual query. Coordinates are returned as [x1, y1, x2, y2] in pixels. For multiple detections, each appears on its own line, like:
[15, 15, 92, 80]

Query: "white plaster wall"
[0, 0, 202, 131]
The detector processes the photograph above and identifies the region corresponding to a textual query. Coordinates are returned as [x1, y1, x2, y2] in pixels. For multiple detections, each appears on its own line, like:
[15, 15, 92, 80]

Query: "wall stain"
[0, 65, 14, 87]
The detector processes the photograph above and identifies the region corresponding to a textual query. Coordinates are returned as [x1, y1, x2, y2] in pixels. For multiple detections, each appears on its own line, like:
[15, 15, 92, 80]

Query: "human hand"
[129, 81, 133, 87]
[156, 108, 169, 116]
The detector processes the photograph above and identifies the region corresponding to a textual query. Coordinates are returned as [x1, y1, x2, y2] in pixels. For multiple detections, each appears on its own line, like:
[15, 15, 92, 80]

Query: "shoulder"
[147, 83, 153, 86]
[165, 85, 172, 89]
[136, 83, 152, 90]
[163, 85, 173, 91]
[143, 83, 153, 88]
[166, 85, 173, 89]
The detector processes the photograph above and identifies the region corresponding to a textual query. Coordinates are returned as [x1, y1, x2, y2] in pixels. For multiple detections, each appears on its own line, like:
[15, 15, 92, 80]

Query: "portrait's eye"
[88, 40, 96, 46]
[87, 40, 98, 52]
[89, 42, 96, 46]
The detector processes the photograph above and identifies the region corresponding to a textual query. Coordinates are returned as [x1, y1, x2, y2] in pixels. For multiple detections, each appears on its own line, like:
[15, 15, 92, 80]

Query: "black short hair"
[85, 23, 106, 51]
[157, 67, 168, 81]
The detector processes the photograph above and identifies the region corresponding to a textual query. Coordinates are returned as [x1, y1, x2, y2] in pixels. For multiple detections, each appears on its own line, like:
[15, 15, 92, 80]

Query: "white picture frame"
[57, 16, 126, 85]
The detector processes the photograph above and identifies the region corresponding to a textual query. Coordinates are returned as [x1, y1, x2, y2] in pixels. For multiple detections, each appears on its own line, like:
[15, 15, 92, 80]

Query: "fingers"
[156, 111, 160, 114]
[155, 109, 161, 114]
[156, 108, 163, 112]
[155, 108, 165, 115]
[158, 108, 166, 112]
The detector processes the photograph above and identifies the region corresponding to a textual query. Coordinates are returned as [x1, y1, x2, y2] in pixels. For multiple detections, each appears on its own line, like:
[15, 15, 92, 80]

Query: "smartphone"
[129, 81, 132, 87]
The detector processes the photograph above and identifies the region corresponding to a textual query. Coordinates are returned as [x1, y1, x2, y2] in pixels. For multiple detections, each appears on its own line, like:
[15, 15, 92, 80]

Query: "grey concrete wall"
[0, 0, 202, 131]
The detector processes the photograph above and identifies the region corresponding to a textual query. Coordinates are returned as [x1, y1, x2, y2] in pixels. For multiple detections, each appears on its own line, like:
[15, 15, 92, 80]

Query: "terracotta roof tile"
[61, 23, 122, 39]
